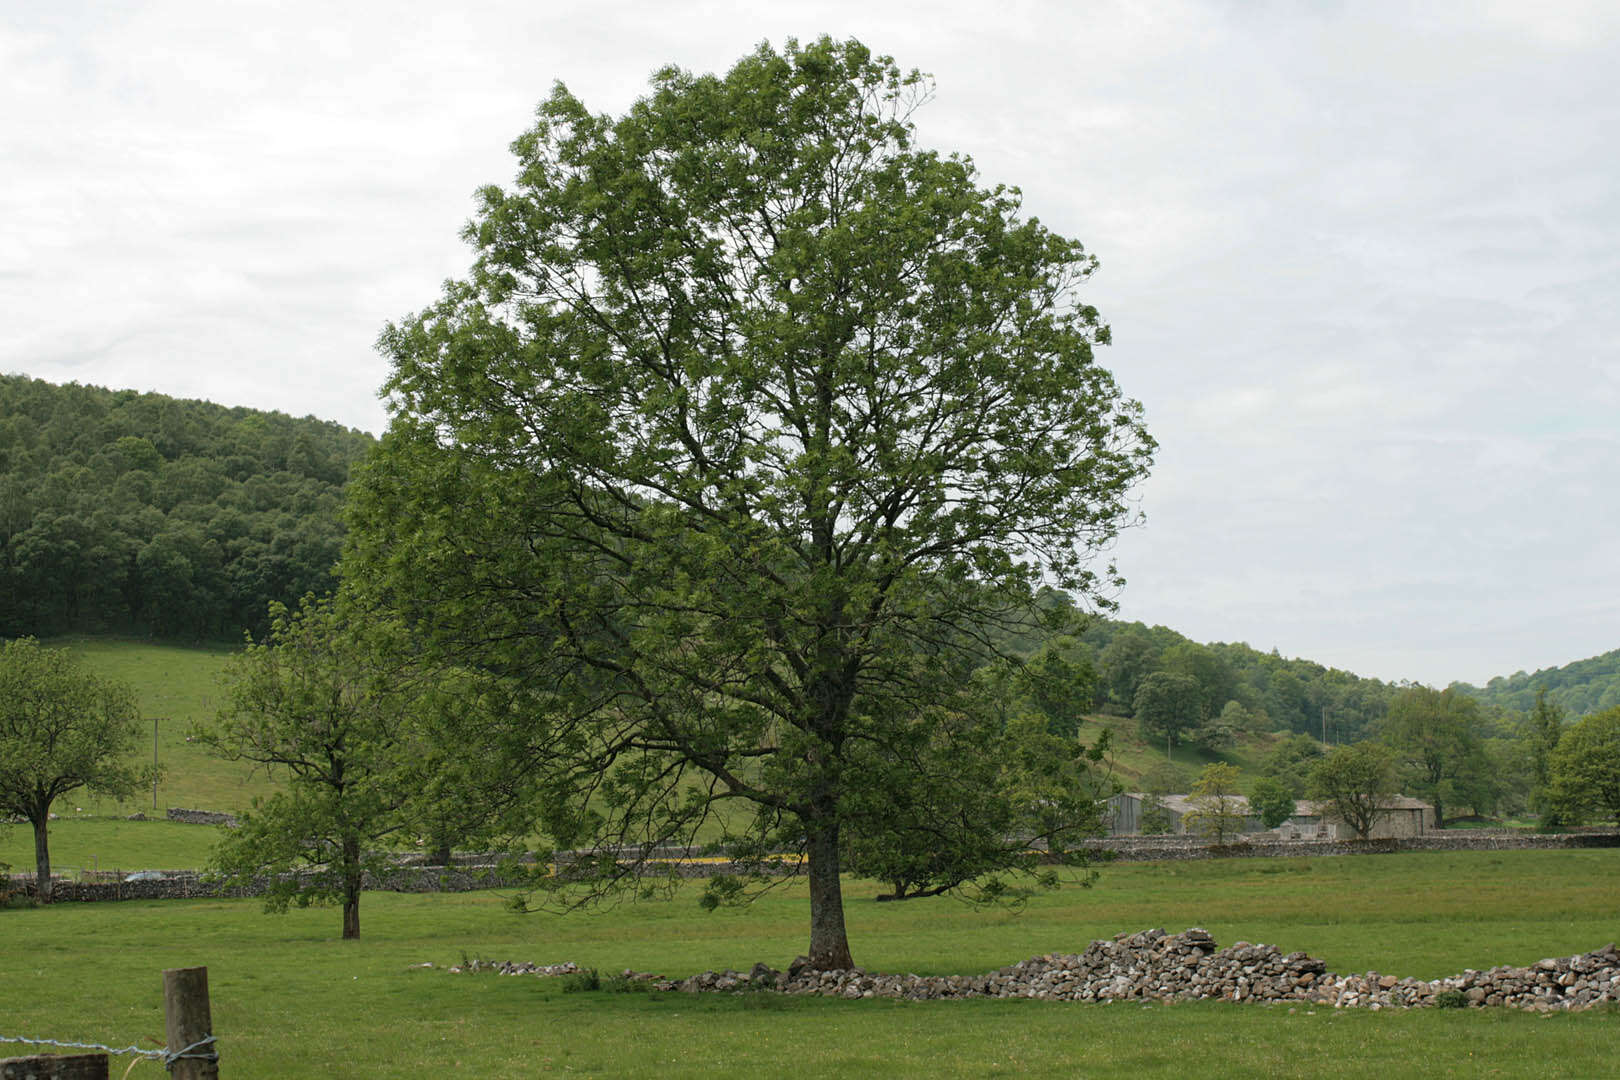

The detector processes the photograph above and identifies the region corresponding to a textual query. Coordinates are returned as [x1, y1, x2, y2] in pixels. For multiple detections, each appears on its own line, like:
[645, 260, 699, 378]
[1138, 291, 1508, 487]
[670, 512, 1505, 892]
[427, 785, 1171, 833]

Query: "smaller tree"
[201, 597, 464, 939]
[1546, 707, 1620, 825]
[1307, 742, 1396, 840]
[1525, 688, 1566, 825]
[1247, 775, 1296, 830]
[0, 639, 146, 901]
[1183, 762, 1247, 845]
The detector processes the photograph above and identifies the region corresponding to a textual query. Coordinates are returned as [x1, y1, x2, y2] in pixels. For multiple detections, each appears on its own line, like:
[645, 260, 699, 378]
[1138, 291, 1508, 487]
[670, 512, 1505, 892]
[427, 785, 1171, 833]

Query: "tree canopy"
[0, 375, 373, 641]
[1307, 742, 1396, 840]
[1382, 686, 1490, 828]
[0, 638, 145, 900]
[345, 37, 1153, 969]
[1546, 707, 1620, 824]
[201, 596, 494, 938]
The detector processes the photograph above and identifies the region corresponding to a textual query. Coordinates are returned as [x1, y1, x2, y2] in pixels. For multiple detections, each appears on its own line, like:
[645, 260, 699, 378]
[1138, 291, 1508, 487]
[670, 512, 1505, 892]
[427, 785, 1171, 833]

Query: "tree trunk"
[32, 813, 52, 903]
[805, 821, 853, 970]
[341, 835, 361, 940]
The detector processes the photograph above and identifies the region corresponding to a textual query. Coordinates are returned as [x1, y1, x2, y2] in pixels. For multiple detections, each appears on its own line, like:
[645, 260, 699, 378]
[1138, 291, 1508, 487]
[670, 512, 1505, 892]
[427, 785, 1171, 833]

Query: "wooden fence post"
[162, 967, 218, 1080]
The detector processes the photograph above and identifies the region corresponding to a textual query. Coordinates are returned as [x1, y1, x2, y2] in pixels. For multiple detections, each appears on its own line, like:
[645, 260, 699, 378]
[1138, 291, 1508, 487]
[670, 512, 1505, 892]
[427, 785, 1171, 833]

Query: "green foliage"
[1133, 671, 1201, 749]
[1247, 775, 1296, 830]
[1258, 733, 1325, 798]
[200, 596, 487, 938]
[1307, 742, 1397, 840]
[1526, 688, 1567, 824]
[1456, 647, 1620, 720]
[1433, 988, 1470, 1009]
[1021, 636, 1100, 737]
[840, 700, 1112, 905]
[345, 37, 1151, 968]
[1383, 687, 1491, 827]
[1137, 794, 1173, 835]
[559, 968, 602, 993]
[1160, 642, 1235, 724]
[1545, 707, 1620, 824]
[0, 638, 146, 899]
[0, 374, 372, 642]
[1183, 763, 1247, 844]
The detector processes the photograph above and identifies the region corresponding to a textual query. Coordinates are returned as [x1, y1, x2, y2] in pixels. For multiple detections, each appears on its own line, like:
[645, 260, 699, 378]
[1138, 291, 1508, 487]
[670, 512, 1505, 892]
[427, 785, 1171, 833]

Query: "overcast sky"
[4, 1, 1617, 687]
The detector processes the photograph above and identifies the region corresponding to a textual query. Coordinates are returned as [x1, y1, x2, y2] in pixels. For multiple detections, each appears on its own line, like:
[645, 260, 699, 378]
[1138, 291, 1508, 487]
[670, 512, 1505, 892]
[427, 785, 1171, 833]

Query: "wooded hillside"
[0, 374, 373, 640]
[1453, 649, 1620, 719]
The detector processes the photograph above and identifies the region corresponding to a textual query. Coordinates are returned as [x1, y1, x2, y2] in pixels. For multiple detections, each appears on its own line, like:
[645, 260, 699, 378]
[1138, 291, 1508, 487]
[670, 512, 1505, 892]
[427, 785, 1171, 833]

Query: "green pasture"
[1, 849, 1615, 1077]
[0, 817, 222, 876]
[44, 637, 275, 813]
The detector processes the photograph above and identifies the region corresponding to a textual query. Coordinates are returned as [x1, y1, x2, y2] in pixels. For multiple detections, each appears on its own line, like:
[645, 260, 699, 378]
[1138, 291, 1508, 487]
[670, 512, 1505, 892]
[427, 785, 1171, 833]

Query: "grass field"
[1, 849, 1615, 1077]
[44, 637, 275, 813]
[0, 817, 223, 877]
[43, 637, 1297, 819]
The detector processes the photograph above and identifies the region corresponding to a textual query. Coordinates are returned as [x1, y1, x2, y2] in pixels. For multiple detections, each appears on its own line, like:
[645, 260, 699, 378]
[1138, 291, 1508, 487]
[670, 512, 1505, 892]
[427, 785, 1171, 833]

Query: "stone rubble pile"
[449, 959, 582, 976]
[464, 928, 1620, 1012]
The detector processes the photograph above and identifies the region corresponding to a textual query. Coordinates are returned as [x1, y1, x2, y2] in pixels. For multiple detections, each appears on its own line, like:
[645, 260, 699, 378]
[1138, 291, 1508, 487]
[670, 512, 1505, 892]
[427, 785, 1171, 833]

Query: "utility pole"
[152, 717, 167, 810]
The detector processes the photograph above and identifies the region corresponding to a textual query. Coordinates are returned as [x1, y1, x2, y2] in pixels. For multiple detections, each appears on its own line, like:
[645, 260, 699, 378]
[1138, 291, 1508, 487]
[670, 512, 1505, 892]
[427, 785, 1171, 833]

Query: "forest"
[2, 372, 1616, 751]
[0, 375, 374, 641]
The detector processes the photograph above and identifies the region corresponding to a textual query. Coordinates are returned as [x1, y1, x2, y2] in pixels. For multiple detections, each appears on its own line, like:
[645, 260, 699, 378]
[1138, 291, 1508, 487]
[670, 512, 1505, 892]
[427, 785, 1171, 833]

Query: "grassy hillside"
[47, 636, 274, 813]
[1079, 715, 1291, 793]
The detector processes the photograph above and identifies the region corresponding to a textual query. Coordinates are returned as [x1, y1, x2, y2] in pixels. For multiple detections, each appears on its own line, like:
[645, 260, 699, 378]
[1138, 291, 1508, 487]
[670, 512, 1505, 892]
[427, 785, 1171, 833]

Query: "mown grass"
[0, 849, 1615, 1077]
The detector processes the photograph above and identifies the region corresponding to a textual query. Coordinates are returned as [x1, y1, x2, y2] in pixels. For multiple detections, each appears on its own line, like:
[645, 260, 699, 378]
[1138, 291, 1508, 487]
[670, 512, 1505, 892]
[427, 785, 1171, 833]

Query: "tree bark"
[341, 835, 361, 939]
[32, 812, 52, 903]
[805, 820, 853, 970]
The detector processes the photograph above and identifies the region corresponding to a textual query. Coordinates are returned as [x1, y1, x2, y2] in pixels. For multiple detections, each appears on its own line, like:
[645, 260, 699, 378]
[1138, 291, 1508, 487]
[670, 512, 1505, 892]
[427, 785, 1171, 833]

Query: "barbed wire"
[0, 1032, 217, 1067]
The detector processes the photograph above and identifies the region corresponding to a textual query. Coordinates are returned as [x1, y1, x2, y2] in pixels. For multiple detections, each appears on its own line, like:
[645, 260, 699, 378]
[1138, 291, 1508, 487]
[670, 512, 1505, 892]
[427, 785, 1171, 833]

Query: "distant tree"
[1134, 671, 1202, 751]
[1161, 641, 1236, 724]
[1100, 629, 1160, 712]
[1265, 668, 1311, 732]
[1545, 707, 1620, 824]
[1022, 636, 1100, 737]
[1259, 732, 1325, 798]
[1184, 763, 1247, 844]
[1247, 775, 1297, 830]
[1383, 686, 1487, 828]
[1138, 793, 1173, 835]
[1192, 701, 1241, 750]
[1525, 687, 1566, 825]
[1307, 742, 1396, 840]
[0, 639, 146, 901]
[1216, 700, 1257, 735]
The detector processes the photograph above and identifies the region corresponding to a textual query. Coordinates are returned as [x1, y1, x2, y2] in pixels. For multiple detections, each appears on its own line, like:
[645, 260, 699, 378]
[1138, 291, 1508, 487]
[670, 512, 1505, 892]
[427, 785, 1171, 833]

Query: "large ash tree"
[346, 38, 1153, 970]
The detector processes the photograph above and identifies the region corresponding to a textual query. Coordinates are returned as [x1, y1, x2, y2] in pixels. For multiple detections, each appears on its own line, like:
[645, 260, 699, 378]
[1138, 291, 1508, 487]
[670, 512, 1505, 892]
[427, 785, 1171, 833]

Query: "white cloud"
[2, 0, 1617, 684]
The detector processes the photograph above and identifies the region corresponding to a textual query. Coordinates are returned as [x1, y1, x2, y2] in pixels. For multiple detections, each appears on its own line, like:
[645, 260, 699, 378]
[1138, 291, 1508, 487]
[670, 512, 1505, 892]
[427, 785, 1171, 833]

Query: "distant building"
[1104, 792, 1436, 840]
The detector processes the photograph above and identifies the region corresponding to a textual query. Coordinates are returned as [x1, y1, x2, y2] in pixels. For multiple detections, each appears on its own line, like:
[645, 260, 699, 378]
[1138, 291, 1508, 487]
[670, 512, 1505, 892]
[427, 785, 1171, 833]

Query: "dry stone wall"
[461, 927, 1620, 1012]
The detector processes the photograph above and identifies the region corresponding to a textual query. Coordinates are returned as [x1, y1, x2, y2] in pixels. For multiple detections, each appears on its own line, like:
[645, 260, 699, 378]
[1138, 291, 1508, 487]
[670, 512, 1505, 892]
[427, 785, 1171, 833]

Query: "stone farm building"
[1104, 792, 1436, 841]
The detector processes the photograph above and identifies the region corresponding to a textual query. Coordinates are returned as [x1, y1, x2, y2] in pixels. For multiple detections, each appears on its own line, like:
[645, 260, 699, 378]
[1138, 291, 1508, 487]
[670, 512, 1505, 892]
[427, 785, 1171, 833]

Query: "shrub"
[559, 969, 601, 993]
[1433, 989, 1469, 1009]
